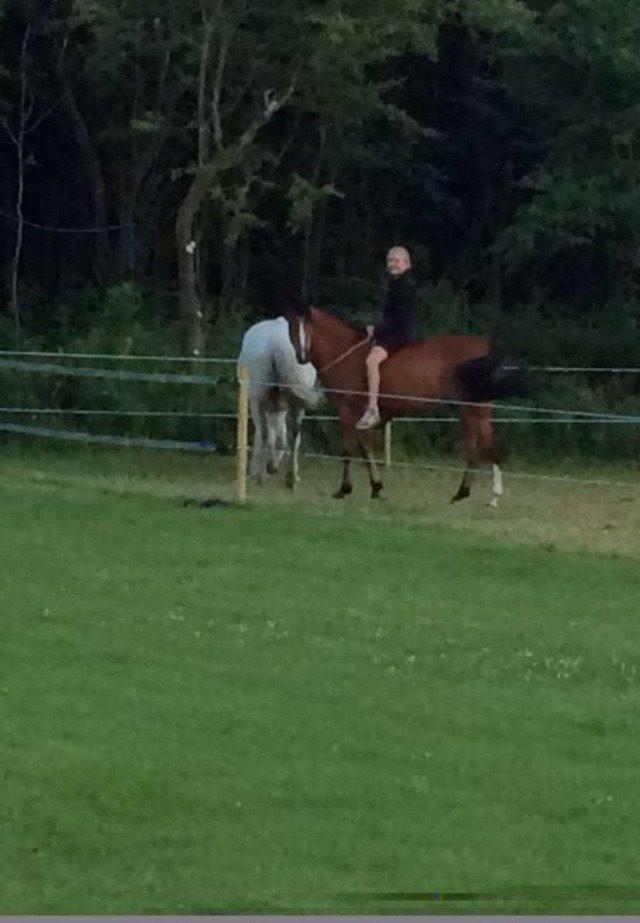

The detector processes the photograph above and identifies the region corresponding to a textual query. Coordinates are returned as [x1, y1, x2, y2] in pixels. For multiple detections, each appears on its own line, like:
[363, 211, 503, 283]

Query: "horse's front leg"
[357, 428, 384, 499]
[285, 406, 304, 490]
[334, 453, 354, 498]
[333, 411, 358, 498]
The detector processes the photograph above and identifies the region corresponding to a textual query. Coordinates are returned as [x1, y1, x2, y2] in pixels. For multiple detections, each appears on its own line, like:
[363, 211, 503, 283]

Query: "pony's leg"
[451, 408, 480, 503]
[357, 429, 384, 499]
[285, 407, 304, 490]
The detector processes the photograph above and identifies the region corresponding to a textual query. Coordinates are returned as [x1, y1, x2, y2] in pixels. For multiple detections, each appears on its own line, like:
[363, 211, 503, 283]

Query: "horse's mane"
[308, 305, 365, 335]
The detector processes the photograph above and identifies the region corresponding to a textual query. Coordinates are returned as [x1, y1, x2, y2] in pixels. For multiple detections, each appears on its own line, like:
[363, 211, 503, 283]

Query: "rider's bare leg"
[356, 346, 388, 429]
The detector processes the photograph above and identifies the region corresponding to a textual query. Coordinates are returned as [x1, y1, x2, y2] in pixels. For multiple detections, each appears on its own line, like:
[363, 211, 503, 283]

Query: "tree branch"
[212, 23, 229, 151]
[25, 94, 65, 134]
[197, 1, 216, 166]
[237, 79, 296, 150]
[0, 116, 18, 146]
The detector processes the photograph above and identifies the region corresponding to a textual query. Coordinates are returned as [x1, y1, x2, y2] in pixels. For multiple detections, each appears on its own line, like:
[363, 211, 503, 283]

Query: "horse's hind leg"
[265, 409, 287, 475]
[250, 400, 267, 484]
[451, 468, 474, 502]
[357, 429, 383, 499]
[285, 407, 304, 490]
[487, 463, 503, 509]
[451, 408, 479, 503]
[477, 413, 504, 508]
[451, 408, 504, 506]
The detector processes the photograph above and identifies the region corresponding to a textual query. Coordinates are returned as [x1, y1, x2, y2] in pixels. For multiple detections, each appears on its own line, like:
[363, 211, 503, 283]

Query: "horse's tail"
[455, 353, 528, 403]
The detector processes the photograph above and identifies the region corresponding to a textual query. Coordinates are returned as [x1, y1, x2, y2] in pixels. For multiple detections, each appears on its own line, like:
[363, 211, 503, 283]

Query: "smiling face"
[386, 246, 411, 277]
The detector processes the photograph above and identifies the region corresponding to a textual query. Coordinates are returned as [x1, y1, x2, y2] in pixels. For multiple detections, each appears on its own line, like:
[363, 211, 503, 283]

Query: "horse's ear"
[282, 302, 314, 320]
[283, 306, 302, 321]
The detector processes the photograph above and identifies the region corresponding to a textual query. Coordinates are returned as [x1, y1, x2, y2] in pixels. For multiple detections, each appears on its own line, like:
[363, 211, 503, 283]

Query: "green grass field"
[1, 440, 640, 914]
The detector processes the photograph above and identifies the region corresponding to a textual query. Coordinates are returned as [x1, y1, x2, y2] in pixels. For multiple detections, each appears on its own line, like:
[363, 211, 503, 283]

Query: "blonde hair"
[387, 246, 411, 267]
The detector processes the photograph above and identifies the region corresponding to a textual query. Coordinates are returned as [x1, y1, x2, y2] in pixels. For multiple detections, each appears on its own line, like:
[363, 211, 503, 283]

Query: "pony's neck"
[309, 308, 362, 374]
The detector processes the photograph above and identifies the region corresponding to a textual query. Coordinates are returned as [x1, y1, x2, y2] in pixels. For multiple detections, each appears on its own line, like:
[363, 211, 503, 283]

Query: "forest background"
[2, 0, 640, 459]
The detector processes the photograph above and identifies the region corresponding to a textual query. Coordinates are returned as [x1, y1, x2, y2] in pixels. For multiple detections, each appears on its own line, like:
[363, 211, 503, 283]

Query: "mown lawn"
[1, 442, 639, 913]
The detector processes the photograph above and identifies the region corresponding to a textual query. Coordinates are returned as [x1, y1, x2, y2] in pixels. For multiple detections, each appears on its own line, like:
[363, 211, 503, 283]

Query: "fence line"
[2, 417, 634, 491]
[0, 350, 236, 364]
[508, 365, 640, 374]
[1, 353, 637, 497]
[0, 358, 217, 385]
[0, 407, 237, 419]
[0, 421, 216, 452]
[1, 348, 640, 374]
[3, 355, 640, 422]
[235, 376, 640, 423]
[1, 406, 640, 425]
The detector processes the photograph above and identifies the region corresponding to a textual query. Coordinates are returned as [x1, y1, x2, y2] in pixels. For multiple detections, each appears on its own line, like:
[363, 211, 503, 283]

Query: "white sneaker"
[355, 407, 381, 430]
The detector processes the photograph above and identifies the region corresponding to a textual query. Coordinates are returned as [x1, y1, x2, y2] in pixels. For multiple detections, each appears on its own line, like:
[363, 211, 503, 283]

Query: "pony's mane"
[309, 305, 364, 335]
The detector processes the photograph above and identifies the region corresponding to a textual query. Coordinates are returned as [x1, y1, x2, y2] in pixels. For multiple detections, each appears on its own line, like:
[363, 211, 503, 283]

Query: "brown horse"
[288, 306, 525, 506]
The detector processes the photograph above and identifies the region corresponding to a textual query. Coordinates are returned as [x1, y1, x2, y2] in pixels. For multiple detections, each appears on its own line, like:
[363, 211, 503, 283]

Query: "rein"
[319, 333, 372, 374]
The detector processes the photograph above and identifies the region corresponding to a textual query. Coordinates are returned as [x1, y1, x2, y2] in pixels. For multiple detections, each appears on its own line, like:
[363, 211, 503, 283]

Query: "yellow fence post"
[384, 420, 392, 467]
[236, 363, 249, 501]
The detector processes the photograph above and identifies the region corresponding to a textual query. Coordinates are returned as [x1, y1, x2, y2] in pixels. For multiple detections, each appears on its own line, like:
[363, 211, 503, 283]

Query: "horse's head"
[287, 307, 314, 365]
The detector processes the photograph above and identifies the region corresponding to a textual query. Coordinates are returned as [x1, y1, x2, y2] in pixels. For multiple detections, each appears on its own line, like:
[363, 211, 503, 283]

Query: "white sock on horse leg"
[488, 463, 503, 507]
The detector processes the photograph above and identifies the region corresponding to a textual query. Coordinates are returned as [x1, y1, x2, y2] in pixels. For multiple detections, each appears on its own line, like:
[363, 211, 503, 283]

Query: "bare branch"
[222, 62, 257, 120]
[24, 92, 37, 127]
[266, 110, 303, 176]
[25, 94, 65, 134]
[0, 116, 18, 146]
[238, 79, 296, 150]
[197, 3, 216, 165]
[212, 23, 229, 151]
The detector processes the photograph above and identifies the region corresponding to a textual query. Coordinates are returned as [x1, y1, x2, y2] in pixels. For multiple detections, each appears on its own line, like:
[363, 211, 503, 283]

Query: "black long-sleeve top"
[373, 271, 417, 349]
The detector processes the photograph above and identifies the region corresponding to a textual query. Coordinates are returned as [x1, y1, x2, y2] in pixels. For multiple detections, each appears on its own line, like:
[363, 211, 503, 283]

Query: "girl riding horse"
[356, 246, 417, 430]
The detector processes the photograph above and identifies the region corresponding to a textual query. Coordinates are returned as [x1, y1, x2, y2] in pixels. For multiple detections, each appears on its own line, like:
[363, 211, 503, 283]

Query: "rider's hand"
[366, 325, 374, 337]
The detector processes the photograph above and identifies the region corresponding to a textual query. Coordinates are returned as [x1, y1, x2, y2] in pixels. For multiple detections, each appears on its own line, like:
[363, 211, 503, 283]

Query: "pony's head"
[287, 306, 314, 364]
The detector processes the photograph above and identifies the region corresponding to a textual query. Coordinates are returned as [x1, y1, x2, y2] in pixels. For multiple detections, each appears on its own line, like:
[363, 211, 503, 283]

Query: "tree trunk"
[57, 81, 110, 282]
[175, 170, 210, 355]
[114, 200, 137, 278]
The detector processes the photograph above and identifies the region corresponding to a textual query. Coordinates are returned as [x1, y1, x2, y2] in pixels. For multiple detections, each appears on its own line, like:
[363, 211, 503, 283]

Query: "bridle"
[296, 313, 371, 373]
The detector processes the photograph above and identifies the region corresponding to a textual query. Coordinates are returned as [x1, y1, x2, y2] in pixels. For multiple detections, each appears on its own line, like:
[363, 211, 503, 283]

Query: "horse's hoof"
[450, 487, 471, 503]
[333, 485, 353, 499]
[371, 482, 383, 499]
[266, 462, 278, 475]
[487, 497, 499, 509]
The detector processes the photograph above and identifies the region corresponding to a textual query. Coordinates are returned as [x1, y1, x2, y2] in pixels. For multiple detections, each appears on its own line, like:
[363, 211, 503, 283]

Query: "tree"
[0, 3, 60, 342]
[491, 0, 640, 303]
[171, 0, 446, 353]
[70, 0, 192, 280]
